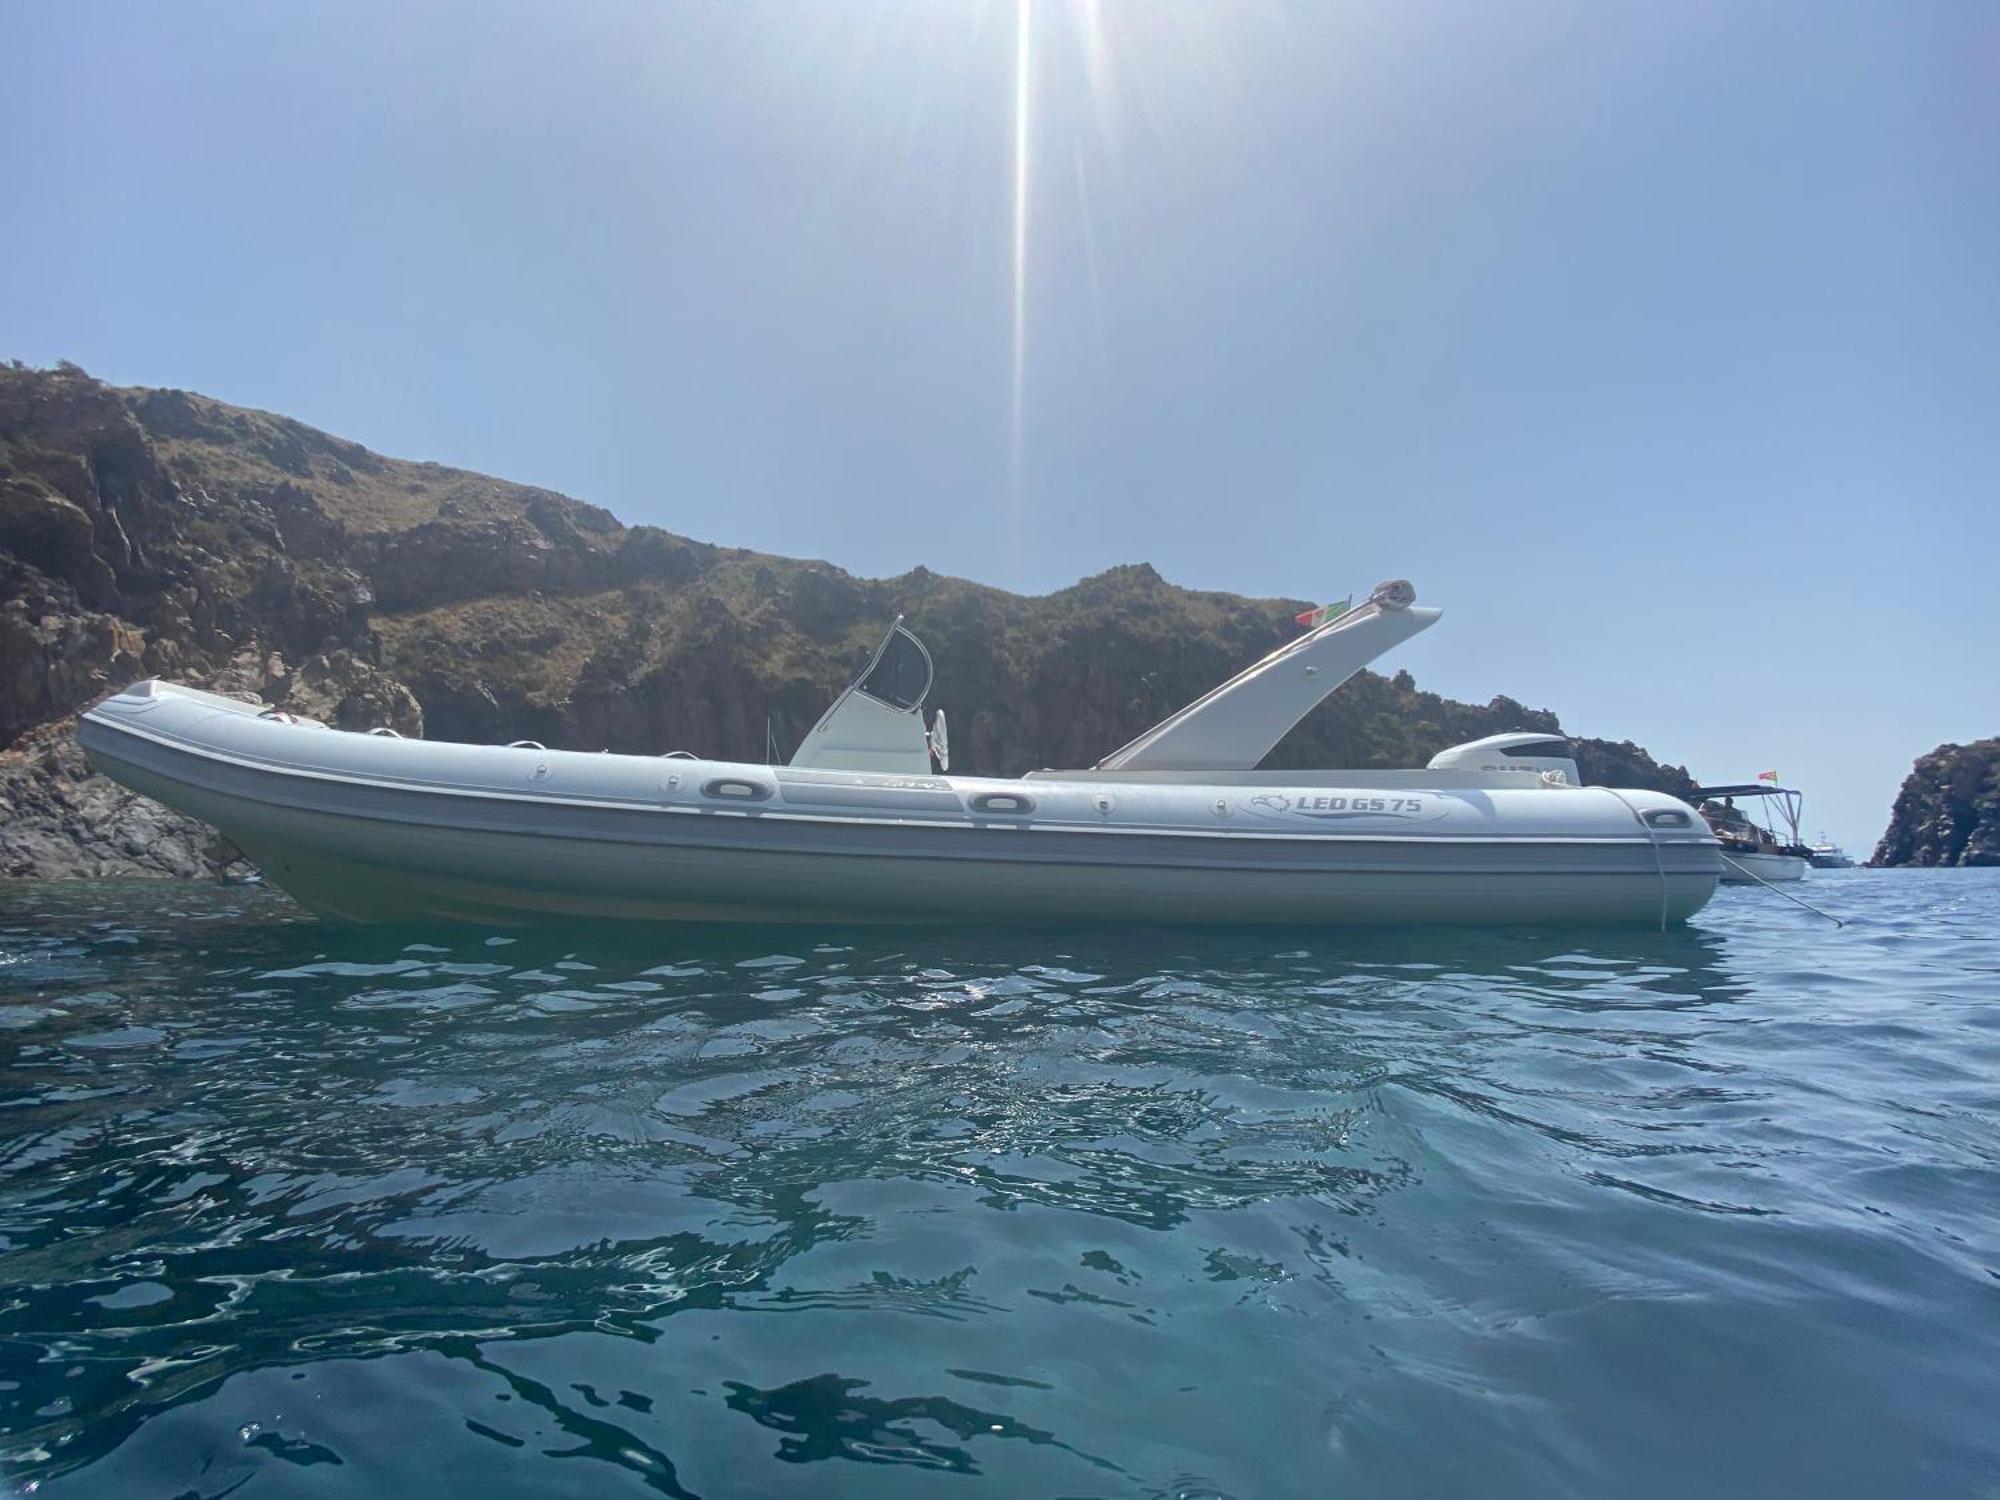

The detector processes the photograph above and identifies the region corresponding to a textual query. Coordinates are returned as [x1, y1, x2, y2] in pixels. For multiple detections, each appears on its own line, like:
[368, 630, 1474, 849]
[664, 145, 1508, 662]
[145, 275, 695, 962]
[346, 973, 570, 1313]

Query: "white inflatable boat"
[79, 581, 1721, 927]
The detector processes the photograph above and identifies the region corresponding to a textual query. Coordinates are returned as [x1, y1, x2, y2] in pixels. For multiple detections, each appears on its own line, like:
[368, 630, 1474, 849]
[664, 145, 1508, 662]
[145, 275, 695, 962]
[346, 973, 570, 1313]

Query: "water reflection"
[451, 1339, 701, 1498]
[3, 878, 1993, 1496]
[722, 1371, 1120, 1476]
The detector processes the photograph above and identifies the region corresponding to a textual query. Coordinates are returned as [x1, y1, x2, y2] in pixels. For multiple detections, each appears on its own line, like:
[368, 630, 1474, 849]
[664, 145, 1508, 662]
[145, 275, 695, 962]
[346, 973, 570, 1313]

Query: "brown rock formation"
[1871, 740, 2000, 867]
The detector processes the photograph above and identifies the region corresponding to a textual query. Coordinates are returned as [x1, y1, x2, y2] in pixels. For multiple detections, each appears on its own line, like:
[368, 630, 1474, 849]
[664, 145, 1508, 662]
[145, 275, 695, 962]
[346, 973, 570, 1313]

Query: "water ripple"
[1, 873, 1997, 1496]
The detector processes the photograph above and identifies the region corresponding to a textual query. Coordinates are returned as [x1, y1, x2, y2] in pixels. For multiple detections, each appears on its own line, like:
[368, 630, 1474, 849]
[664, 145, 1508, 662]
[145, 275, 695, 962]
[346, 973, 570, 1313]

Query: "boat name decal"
[1246, 793, 1445, 821]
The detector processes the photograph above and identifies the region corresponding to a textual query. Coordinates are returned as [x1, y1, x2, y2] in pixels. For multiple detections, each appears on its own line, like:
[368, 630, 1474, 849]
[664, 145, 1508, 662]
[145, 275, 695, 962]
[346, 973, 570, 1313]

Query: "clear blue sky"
[5, 1, 1995, 850]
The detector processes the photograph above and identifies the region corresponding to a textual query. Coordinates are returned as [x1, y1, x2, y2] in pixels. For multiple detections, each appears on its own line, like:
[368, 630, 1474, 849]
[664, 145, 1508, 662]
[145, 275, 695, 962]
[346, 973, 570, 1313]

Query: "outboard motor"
[1427, 732, 1582, 785]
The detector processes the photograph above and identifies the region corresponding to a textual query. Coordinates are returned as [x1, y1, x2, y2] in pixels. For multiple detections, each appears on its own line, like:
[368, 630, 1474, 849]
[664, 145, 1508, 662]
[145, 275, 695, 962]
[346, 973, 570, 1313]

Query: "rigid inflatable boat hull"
[80, 683, 1721, 928]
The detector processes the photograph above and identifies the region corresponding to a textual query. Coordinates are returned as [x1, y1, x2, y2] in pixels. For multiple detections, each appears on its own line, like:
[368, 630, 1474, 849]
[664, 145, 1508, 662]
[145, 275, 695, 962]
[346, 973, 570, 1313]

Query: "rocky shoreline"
[3, 360, 1697, 882]
[1871, 739, 2000, 867]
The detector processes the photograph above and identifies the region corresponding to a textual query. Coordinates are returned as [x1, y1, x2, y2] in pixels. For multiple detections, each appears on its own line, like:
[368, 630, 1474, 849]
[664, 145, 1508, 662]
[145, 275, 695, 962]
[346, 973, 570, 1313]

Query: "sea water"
[0, 872, 1995, 1498]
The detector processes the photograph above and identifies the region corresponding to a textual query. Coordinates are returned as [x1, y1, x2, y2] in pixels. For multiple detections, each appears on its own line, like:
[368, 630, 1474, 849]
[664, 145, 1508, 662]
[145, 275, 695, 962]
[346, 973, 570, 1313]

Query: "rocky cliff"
[1, 360, 1696, 881]
[1871, 740, 2000, 867]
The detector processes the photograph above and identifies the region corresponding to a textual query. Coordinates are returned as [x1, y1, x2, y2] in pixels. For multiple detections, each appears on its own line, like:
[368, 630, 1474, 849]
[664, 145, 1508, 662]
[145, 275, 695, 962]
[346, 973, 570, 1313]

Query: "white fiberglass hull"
[80, 682, 1723, 928]
[1718, 851, 1809, 885]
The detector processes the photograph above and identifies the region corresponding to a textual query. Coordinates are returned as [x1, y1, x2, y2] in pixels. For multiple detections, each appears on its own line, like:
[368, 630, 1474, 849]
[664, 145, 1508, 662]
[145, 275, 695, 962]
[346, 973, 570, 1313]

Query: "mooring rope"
[1719, 852, 1846, 927]
[1600, 788, 1672, 932]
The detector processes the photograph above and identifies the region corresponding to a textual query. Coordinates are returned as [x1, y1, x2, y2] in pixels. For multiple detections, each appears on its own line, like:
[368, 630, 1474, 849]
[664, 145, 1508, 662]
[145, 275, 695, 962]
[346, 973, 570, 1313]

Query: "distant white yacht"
[1695, 783, 1812, 884]
[1696, 780, 1824, 888]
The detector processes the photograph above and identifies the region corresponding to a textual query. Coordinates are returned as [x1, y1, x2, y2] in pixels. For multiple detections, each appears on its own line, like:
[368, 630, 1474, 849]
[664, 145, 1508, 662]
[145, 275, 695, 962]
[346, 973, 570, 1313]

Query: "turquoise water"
[1, 873, 1996, 1498]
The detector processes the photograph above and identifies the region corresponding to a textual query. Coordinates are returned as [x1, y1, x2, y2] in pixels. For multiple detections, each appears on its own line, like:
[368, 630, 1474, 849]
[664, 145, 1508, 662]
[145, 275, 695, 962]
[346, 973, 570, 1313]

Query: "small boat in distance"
[79, 581, 1724, 928]
[1695, 783, 1812, 884]
[1807, 836, 1855, 870]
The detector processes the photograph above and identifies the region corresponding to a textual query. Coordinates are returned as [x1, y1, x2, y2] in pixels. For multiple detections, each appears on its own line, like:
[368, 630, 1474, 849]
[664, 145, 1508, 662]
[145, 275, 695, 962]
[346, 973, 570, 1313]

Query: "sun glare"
[1008, 1, 1040, 576]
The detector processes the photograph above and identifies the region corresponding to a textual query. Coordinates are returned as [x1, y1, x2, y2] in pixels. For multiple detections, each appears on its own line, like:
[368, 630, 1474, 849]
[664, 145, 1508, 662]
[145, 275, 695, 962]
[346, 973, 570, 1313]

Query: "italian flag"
[1294, 597, 1353, 631]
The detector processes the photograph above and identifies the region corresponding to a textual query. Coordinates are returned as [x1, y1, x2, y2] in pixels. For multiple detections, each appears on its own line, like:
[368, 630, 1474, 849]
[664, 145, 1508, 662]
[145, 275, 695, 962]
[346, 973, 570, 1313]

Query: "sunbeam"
[1008, 0, 1035, 564]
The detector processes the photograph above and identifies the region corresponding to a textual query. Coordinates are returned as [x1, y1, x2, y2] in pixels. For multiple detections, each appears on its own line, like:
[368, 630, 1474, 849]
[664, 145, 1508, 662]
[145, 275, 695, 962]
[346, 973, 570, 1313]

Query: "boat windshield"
[857, 624, 932, 712]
